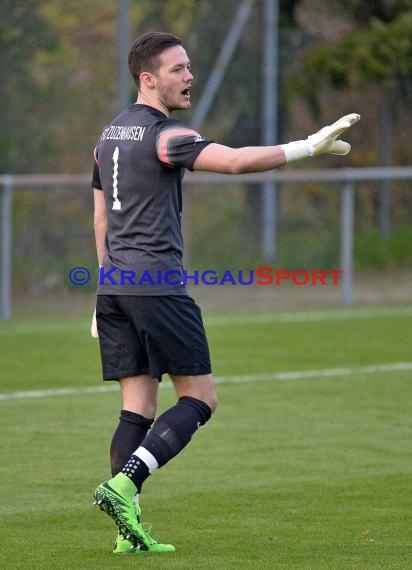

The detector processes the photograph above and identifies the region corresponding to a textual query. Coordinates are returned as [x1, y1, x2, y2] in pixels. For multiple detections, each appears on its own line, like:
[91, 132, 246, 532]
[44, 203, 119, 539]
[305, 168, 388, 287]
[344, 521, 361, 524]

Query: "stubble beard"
[158, 85, 190, 114]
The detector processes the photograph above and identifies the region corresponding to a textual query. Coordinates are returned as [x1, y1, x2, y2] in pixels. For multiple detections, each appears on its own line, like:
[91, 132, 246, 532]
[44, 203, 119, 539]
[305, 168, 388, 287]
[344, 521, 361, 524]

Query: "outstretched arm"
[193, 113, 360, 174]
[193, 143, 287, 174]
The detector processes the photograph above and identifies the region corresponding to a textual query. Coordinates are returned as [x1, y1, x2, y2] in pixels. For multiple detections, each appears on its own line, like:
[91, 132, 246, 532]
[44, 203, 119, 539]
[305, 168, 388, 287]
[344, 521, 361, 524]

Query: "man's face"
[153, 45, 193, 113]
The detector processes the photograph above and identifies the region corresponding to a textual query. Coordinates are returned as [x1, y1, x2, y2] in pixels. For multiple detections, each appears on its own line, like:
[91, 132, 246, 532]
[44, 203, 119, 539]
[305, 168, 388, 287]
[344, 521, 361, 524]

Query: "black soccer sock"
[121, 396, 212, 490]
[110, 410, 154, 477]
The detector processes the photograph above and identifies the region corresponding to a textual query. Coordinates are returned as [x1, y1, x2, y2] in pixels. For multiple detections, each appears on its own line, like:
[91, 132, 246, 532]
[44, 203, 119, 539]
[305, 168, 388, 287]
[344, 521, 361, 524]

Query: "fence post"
[340, 180, 354, 307]
[1, 176, 13, 321]
[261, 0, 279, 261]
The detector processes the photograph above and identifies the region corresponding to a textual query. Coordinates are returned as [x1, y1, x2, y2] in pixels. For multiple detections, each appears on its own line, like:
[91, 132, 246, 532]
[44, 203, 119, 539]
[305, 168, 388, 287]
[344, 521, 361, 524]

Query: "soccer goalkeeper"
[91, 31, 360, 554]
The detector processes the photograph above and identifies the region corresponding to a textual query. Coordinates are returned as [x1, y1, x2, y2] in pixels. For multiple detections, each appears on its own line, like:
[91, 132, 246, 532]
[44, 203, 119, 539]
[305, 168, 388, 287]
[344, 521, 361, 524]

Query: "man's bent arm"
[93, 189, 107, 266]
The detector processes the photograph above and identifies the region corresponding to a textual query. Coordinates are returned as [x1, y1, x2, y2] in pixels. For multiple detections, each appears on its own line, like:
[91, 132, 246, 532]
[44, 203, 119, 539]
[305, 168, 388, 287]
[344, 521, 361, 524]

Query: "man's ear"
[140, 71, 155, 89]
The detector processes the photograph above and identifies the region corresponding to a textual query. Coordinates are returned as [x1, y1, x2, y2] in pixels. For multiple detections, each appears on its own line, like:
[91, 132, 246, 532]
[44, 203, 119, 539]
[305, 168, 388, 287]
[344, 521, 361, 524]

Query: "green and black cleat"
[94, 473, 175, 552]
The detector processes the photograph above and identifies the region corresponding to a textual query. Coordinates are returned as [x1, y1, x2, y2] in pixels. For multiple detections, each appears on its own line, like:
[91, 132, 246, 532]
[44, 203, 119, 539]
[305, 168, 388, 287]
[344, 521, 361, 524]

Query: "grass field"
[0, 305, 411, 569]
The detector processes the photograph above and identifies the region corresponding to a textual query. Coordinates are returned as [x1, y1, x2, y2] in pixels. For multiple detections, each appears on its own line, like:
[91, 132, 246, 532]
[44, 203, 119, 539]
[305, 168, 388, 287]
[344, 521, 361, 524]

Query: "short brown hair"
[128, 32, 183, 88]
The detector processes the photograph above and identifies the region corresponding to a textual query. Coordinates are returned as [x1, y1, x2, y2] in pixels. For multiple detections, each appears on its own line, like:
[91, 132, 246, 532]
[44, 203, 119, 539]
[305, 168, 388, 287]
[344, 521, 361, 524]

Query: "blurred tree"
[288, 1, 412, 113]
[0, 0, 59, 172]
[32, 0, 118, 171]
[286, 0, 412, 239]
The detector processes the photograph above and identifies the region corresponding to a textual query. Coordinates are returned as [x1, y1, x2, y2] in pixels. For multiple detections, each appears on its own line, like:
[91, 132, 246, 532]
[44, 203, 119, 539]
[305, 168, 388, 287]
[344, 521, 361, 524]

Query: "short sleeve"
[91, 148, 103, 190]
[91, 163, 102, 190]
[156, 123, 213, 171]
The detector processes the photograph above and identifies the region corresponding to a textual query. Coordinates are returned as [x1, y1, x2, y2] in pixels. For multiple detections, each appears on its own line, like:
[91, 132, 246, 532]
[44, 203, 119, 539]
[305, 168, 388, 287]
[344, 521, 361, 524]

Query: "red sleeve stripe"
[157, 128, 199, 165]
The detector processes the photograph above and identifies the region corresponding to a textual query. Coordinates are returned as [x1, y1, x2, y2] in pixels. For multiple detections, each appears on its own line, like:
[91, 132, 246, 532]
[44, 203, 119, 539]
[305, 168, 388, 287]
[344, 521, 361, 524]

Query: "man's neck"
[136, 92, 171, 117]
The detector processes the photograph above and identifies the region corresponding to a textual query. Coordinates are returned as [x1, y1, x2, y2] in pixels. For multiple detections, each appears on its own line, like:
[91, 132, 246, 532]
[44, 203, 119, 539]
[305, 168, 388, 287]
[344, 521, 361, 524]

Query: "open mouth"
[181, 88, 191, 97]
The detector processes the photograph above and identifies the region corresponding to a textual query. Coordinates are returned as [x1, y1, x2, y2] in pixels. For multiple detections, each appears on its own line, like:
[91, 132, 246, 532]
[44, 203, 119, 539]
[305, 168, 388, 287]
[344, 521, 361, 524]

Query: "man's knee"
[170, 373, 218, 414]
[207, 391, 218, 414]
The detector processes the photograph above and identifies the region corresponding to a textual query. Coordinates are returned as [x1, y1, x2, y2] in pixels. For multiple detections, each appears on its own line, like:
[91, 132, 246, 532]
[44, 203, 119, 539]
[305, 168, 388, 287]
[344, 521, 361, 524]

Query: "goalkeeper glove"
[281, 113, 360, 162]
[91, 308, 98, 338]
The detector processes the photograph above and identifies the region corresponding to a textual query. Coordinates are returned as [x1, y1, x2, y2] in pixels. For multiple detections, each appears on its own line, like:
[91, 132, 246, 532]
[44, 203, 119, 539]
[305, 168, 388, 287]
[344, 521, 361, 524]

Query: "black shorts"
[96, 295, 212, 381]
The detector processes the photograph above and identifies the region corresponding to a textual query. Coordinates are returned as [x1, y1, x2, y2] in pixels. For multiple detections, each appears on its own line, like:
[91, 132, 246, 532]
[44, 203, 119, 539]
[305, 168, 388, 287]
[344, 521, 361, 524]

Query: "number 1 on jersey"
[112, 146, 121, 211]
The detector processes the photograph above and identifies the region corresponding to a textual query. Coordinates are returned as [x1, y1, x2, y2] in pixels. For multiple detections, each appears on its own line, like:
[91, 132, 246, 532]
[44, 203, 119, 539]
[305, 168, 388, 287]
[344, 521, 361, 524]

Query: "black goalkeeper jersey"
[91, 104, 213, 295]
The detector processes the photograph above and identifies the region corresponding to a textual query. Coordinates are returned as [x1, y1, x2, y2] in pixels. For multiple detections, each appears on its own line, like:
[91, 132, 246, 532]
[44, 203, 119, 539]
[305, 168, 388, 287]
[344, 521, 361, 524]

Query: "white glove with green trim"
[281, 113, 360, 162]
